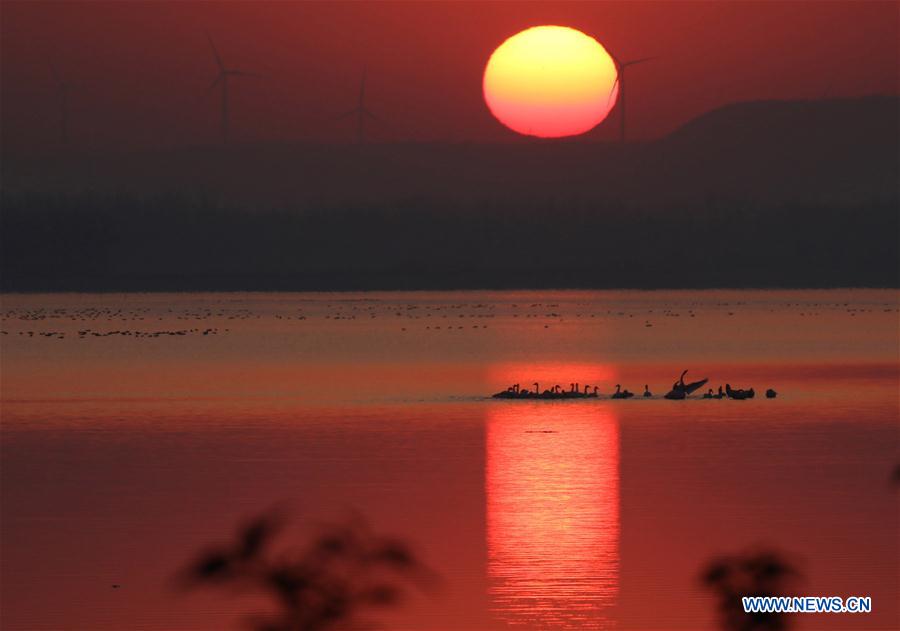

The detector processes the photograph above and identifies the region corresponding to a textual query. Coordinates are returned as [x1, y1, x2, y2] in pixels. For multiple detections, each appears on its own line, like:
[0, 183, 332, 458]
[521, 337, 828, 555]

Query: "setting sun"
[483, 25, 618, 138]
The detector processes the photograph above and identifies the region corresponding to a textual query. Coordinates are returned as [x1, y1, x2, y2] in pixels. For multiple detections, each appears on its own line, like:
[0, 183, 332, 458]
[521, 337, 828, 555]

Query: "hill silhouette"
[651, 95, 898, 204]
[1, 96, 897, 291]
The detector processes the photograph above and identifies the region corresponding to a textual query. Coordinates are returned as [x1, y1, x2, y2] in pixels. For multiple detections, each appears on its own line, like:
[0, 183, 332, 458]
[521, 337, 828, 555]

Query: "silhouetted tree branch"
[700, 547, 802, 631]
[177, 510, 436, 631]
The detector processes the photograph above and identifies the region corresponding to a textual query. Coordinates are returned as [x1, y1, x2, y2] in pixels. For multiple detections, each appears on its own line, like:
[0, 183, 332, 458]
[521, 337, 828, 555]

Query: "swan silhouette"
[491, 384, 518, 398]
[665, 370, 708, 399]
[725, 383, 754, 400]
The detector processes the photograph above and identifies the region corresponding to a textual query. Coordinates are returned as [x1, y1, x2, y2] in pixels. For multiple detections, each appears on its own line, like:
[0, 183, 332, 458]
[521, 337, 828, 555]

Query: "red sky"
[1, 1, 897, 150]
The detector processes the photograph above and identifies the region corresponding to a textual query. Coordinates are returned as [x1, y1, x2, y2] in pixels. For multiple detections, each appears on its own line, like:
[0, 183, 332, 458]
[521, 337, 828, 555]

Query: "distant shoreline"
[3, 97, 897, 296]
[3, 283, 898, 295]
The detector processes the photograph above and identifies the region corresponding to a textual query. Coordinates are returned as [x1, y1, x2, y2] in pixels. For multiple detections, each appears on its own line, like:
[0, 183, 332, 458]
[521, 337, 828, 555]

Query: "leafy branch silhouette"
[700, 547, 802, 631]
[177, 510, 435, 631]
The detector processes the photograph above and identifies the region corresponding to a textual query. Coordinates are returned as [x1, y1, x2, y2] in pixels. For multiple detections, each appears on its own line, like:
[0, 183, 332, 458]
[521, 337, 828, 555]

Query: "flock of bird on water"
[493, 370, 777, 400]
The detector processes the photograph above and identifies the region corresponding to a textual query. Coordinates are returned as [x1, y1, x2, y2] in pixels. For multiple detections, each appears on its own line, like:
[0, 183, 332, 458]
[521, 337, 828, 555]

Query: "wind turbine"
[206, 32, 262, 144]
[336, 66, 383, 144]
[607, 52, 654, 143]
[49, 61, 73, 144]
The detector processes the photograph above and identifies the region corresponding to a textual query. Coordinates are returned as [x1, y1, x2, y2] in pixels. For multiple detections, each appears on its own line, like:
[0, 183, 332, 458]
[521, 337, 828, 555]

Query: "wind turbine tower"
[337, 67, 382, 144]
[206, 32, 262, 144]
[607, 52, 654, 143]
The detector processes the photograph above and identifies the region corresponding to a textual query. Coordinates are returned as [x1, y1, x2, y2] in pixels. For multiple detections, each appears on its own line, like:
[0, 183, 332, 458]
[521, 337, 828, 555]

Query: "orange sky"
[1, 1, 897, 150]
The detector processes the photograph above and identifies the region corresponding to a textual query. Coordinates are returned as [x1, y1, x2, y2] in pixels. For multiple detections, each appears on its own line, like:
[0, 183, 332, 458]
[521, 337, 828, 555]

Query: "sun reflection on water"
[486, 402, 620, 629]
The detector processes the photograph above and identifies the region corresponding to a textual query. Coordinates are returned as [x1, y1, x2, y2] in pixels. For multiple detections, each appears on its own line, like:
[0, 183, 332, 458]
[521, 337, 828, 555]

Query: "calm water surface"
[1, 290, 898, 630]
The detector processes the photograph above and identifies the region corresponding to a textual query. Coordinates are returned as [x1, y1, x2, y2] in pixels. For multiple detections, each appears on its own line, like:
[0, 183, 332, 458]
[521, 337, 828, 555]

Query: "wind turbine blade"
[206, 31, 224, 70]
[230, 70, 264, 79]
[332, 108, 358, 121]
[622, 56, 655, 68]
[364, 109, 383, 123]
[208, 74, 223, 90]
[607, 76, 620, 105]
[607, 49, 621, 68]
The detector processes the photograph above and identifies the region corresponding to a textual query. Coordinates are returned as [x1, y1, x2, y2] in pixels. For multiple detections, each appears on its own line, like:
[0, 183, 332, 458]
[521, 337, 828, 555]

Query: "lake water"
[1, 290, 898, 630]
